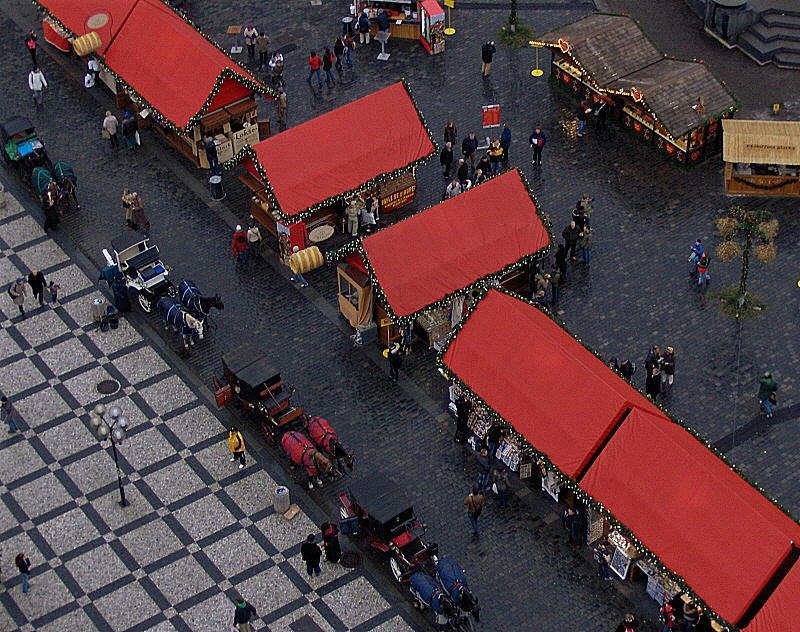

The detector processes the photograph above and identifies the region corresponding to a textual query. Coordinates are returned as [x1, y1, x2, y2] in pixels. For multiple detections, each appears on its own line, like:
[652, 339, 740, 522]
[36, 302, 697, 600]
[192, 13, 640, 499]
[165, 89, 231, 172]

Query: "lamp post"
[89, 403, 129, 507]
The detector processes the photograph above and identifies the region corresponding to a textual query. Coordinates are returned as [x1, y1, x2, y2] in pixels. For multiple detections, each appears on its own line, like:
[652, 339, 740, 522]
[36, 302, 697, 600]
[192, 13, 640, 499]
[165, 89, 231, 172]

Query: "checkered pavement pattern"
[0, 193, 413, 632]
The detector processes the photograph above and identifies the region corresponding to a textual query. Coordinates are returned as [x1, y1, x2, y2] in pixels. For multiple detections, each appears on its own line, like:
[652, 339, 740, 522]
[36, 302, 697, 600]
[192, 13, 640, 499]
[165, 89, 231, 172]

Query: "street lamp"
[89, 403, 129, 507]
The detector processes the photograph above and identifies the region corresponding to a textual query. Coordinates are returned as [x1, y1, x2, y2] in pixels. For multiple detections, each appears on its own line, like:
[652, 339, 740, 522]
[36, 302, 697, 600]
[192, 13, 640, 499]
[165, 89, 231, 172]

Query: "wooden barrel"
[289, 246, 324, 274]
[72, 31, 102, 57]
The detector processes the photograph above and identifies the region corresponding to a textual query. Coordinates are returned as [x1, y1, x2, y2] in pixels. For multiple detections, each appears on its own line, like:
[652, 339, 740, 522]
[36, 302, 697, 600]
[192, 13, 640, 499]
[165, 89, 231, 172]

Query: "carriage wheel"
[389, 557, 404, 583]
[138, 293, 153, 312]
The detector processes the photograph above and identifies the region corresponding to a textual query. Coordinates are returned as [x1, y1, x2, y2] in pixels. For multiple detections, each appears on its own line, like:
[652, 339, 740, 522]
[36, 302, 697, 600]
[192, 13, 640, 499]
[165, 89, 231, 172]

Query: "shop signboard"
[231, 124, 259, 154]
[541, 469, 560, 500]
[381, 183, 416, 211]
[610, 547, 632, 579]
[482, 104, 501, 128]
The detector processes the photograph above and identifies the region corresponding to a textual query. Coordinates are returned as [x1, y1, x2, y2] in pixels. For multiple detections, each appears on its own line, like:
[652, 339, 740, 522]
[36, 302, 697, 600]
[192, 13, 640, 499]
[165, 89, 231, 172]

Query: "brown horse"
[281, 431, 332, 489]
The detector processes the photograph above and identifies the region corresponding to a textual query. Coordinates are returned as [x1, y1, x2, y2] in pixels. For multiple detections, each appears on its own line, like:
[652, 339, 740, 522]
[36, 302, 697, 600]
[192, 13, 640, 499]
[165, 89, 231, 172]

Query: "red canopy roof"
[441, 289, 650, 477]
[581, 407, 794, 624]
[243, 82, 435, 220]
[362, 171, 550, 320]
[745, 562, 800, 632]
[36, 0, 268, 130]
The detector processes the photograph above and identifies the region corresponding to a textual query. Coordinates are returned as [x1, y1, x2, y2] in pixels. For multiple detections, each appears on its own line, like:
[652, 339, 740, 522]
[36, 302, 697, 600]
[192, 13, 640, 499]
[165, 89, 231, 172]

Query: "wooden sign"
[381, 183, 416, 211]
[231, 124, 259, 154]
[482, 104, 501, 128]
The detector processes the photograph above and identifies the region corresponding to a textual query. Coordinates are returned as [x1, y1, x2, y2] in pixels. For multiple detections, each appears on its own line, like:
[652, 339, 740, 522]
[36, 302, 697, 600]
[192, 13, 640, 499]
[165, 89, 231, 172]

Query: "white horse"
[157, 297, 204, 349]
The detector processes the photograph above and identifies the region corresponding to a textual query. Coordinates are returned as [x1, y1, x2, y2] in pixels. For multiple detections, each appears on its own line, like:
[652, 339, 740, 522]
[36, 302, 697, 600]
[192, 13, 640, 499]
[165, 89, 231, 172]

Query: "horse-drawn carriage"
[102, 233, 175, 312]
[1, 117, 51, 178]
[32, 161, 79, 213]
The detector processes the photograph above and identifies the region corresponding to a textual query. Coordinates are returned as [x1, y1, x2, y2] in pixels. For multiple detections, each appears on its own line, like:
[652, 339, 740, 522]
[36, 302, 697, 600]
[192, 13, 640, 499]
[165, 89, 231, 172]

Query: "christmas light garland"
[224, 79, 439, 225]
[435, 286, 799, 632]
[324, 168, 554, 326]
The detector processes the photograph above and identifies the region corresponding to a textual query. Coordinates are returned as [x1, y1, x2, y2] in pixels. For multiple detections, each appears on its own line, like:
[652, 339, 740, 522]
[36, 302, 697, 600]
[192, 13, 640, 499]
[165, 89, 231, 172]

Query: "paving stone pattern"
[0, 195, 415, 631]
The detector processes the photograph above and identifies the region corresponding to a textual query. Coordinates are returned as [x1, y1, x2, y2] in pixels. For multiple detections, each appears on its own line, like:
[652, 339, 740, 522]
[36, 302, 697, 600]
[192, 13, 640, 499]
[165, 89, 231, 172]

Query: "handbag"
[135, 131, 141, 146]
[101, 129, 110, 139]
[491, 483, 499, 495]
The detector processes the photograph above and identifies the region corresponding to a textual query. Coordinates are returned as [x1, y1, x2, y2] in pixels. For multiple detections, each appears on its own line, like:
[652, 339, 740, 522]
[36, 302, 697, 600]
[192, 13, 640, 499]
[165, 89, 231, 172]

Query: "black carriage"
[1, 117, 51, 179]
[101, 233, 174, 312]
[339, 475, 439, 584]
[214, 345, 304, 444]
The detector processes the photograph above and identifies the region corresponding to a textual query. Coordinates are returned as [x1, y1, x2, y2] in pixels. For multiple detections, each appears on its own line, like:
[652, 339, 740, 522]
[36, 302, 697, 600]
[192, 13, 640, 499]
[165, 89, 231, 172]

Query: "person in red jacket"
[307, 51, 323, 87]
[231, 225, 248, 263]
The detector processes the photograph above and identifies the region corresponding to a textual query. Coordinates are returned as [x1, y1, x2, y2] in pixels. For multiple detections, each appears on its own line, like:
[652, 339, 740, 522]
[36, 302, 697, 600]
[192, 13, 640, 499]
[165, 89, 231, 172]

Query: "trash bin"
[209, 175, 225, 201]
[274, 486, 290, 514]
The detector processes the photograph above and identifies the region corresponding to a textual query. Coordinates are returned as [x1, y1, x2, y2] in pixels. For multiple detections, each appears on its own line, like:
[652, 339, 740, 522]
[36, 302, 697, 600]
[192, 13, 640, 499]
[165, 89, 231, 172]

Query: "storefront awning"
[361, 171, 551, 321]
[243, 82, 436, 222]
[440, 288, 650, 477]
[745, 562, 800, 632]
[34, 0, 271, 131]
[723, 120, 800, 165]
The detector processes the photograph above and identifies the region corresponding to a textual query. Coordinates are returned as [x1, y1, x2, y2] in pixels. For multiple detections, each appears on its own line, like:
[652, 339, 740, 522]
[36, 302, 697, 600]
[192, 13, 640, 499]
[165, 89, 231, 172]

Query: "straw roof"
[723, 119, 800, 165]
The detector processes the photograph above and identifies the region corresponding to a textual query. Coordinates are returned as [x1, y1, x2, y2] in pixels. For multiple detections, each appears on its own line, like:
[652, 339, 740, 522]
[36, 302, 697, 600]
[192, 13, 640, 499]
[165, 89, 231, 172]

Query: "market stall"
[722, 120, 800, 197]
[238, 81, 436, 251]
[34, 0, 273, 168]
[744, 563, 800, 632]
[532, 13, 738, 164]
[352, 0, 445, 53]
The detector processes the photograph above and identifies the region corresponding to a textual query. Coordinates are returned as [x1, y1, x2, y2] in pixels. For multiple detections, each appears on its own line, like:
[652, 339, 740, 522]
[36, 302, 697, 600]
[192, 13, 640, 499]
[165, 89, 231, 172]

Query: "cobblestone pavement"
[0, 190, 418, 631]
[1, 0, 800, 630]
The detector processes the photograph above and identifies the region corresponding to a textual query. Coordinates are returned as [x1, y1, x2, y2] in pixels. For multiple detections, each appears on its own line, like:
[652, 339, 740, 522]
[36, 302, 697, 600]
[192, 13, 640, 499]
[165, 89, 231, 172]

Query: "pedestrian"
[129, 192, 149, 237]
[365, 190, 380, 224]
[646, 366, 661, 399]
[232, 225, 248, 264]
[473, 169, 486, 186]
[645, 345, 661, 374]
[247, 223, 262, 258]
[488, 140, 503, 175]
[15, 553, 31, 593]
[683, 602, 699, 632]
[688, 239, 703, 276]
[27, 269, 46, 307]
[228, 426, 246, 469]
[204, 136, 219, 174]
[47, 280, 60, 305]
[121, 189, 135, 228]
[485, 420, 504, 460]
[464, 487, 484, 535]
[360, 200, 376, 233]
[269, 52, 285, 88]
[28, 67, 48, 108]
[289, 246, 310, 287]
[593, 540, 612, 580]
[8, 277, 27, 318]
[577, 100, 591, 136]
[301, 534, 322, 576]
[561, 506, 582, 544]
[456, 159, 469, 186]
[461, 133, 478, 169]
[614, 613, 639, 632]
[490, 464, 509, 507]
[454, 395, 471, 444]
[322, 46, 336, 85]
[696, 253, 711, 287]
[571, 203, 588, 230]
[554, 244, 567, 277]
[121, 111, 138, 150]
[334, 36, 345, 71]
[500, 124, 511, 163]
[377, 9, 390, 32]
[529, 127, 546, 166]
[445, 178, 462, 199]
[562, 221, 581, 261]
[440, 141, 454, 179]
[758, 371, 778, 419]
[232, 597, 257, 632]
[594, 98, 609, 133]
[357, 10, 371, 44]
[343, 33, 355, 68]
[549, 266, 561, 305]
[577, 193, 594, 214]
[87, 57, 100, 81]
[2, 396, 18, 433]
[475, 447, 490, 491]
[41, 181, 60, 232]
[306, 50, 323, 87]
[103, 110, 119, 148]
[660, 346, 675, 387]
[480, 40, 496, 76]
[256, 31, 270, 70]
[387, 341, 402, 381]
[660, 602, 676, 632]
[476, 154, 491, 177]
[444, 120, 457, 146]
[345, 199, 360, 236]
[275, 87, 287, 126]
[243, 25, 258, 61]
[578, 226, 592, 267]
[25, 31, 38, 66]
[618, 358, 636, 381]
[321, 521, 342, 564]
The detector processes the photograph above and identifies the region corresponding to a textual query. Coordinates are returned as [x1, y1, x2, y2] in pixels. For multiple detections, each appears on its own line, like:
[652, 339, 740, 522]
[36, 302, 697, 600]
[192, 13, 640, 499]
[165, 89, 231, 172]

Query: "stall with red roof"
[35, 0, 273, 168]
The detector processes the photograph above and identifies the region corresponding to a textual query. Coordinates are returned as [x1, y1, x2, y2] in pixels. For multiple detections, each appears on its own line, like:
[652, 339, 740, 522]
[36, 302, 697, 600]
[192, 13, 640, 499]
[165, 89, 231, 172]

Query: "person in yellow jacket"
[228, 427, 246, 469]
[488, 140, 503, 176]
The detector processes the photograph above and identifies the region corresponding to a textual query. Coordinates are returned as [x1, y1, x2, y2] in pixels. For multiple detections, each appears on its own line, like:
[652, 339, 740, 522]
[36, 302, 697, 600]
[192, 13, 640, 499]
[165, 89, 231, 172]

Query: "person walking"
[490, 464, 509, 507]
[204, 136, 219, 174]
[289, 246, 310, 287]
[129, 192, 149, 237]
[28, 67, 47, 108]
[660, 347, 675, 388]
[688, 239, 703, 276]
[256, 31, 270, 70]
[464, 487, 484, 535]
[444, 121, 457, 146]
[577, 101, 591, 136]
[301, 534, 322, 576]
[121, 111, 138, 150]
[387, 341, 402, 381]
[2, 396, 18, 433]
[475, 447, 490, 491]
[275, 87, 287, 127]
[306, 51, 323, 87]
[696, 253, 711, 287]
[593, 540, 612, 580]
[243, 25, 258, 61]
[488, 140, 503, 175]
[103, 111, 119, 148]
[529, 127, 546, 166]
[343, 33, 355, 68]
[232, 225, 248, 264]
[660, 602, 676, 632]
[321, 522, 342, 564]
[562, 221, 581, 261]
[440, 141, 453, 179]
[247, 223, 262, 259]
[232, 598, 257, 632]
[47, 280, 60, 305]
[228, 426, 246, 468]
[480, 40, 496, 76]
[27, 269, 46, 307]
[9, 277, 27, 318]
[461, 133, 478, 169]
[758, 371, 778, 419]
[334, 36, 345, 71]
[25, 31, 38, 66]
[615, 613, 639, 632]
[322, 46, 336, 85]
[15, 553, 31, 593]
[500, 124, 511, 164]
[357, 10, 371, 44]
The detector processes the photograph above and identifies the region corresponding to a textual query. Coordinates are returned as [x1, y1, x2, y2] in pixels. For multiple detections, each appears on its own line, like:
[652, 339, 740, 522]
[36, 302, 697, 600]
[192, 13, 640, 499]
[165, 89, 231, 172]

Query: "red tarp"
[442, 289, 648, 476]
[36, 0, 265, 129]
[745, 562, 800, 632]
[581, 409, 795, 624]
[362, 172, 550, 320]
[244, 82, 435, 218]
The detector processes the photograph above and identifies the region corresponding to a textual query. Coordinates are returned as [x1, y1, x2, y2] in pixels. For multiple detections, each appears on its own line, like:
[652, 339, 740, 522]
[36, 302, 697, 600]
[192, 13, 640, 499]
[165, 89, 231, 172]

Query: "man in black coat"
[562, 221, 581, 261]
[27, 269, 46, 307]
[301, 534, 322, 576]
[456, 158, 469, 185]
[440, 142, 454, 179]
[461, 133, 478, 168]
[481, 40, 496, 76]
[232, 598, 257, 632]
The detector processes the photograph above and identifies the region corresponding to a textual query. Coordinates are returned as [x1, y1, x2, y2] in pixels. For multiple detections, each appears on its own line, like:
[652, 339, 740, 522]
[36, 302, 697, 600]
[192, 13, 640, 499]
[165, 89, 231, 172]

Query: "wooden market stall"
[351, 0, 446, 54]
[35, 0, 273, 168]
[722, 120, 800, 197]
[239, 81, 436, 251]
[335, 169, 552, 346]
[532, 13, 738, 164]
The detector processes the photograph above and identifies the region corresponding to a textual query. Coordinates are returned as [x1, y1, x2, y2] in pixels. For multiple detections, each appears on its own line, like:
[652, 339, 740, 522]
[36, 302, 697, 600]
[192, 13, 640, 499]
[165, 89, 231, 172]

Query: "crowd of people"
[439, 121, 513, 198]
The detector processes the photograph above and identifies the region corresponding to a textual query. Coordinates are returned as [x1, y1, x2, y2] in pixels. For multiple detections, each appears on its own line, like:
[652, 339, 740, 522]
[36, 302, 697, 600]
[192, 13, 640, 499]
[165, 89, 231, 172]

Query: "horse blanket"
[157, 297, 195, 337]
[178, 279, 205, 319]
[53, 161, 76, 184]
[410, 572, 445, 615]
[307, 416, 337, 454]
[436, 557, 468, 605]
[31, 166, 53, 194]
[281, 431, 321, 476]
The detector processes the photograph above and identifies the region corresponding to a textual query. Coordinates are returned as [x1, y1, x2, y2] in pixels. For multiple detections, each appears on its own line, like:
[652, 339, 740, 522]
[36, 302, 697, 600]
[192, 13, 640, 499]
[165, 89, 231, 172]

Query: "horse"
[178, 279, 223, 325]
[409, 572, 460, 630]
[156, 297, 204, 349]
[305, 416, 354, 477]
[53, 161, 80, 211]
[280, 431, 332, 489]
[436, 557, 480, 623]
